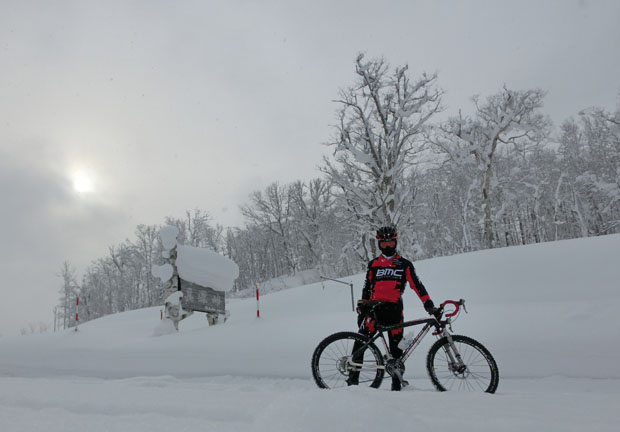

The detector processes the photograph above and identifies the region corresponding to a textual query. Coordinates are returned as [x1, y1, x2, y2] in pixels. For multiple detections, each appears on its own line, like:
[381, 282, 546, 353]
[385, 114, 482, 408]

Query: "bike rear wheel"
[311, 331, 385, 389]
[426, 334, 499, 393]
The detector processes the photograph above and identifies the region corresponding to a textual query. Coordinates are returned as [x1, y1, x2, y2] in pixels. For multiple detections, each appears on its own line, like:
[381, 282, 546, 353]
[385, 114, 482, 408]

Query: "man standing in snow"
[348, 226, 439, 391]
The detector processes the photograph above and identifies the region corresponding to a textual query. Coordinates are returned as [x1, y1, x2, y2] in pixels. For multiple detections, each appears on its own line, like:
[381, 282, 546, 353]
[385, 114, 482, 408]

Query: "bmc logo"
[376, 268, 403, 278]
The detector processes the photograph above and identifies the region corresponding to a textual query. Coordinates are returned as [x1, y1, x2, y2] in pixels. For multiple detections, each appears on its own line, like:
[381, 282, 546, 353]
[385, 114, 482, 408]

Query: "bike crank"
[385, 358, 409, 387]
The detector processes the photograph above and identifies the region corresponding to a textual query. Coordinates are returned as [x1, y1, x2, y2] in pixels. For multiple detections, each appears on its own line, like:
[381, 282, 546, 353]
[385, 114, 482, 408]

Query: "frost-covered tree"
[133, 224, 161, 306]
[556, 105, 620, 236]
[287, 179, 337, 271]
[430, 87, 550, 248]
[241, 182, 298, 274]
[414, 159, 480, 255]
[165, 209, 223, 252]
[322, 54, 441, 261]
[57, 261, 79, 329]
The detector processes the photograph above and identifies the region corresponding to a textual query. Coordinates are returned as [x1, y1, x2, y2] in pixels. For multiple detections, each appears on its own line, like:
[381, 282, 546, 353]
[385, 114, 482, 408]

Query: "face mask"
[379, 240, 396, 256]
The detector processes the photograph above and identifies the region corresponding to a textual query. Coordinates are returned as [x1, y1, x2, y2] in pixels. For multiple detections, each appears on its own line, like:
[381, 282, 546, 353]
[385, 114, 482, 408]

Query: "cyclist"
[348, 226, 438, 391]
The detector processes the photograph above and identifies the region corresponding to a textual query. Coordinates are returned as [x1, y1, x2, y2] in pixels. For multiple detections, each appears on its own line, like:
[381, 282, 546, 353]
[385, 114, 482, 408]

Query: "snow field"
[1, 234, 620, 431]
[1, 376, 618, 432]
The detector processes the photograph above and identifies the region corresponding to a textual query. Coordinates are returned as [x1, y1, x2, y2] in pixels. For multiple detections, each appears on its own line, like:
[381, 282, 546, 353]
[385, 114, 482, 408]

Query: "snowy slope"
[1, 235, 620, 431]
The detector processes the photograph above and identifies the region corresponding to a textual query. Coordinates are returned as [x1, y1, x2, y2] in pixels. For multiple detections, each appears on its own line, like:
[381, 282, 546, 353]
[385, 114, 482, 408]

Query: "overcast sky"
[1, 0, 619, 336]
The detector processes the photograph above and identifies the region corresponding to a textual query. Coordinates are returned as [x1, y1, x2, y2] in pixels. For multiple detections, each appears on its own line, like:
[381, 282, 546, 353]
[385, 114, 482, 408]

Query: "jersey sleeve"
[361, 260, 374, 301]
[405, 261, 430, 304]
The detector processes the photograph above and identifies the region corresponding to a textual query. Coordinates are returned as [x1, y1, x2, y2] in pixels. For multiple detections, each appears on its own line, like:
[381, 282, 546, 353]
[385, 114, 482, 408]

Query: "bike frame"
[349, 309, 466, 374]
[349, 316, 439, 371]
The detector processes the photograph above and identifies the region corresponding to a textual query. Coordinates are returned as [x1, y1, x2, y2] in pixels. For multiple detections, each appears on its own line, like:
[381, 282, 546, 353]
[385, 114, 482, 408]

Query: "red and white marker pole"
[256, 284, 260, 318]
[75, 295, 79, 332]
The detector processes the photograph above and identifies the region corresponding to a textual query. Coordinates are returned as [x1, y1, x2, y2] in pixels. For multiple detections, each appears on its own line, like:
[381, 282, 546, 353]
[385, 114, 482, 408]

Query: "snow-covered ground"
[1, 235, 620, 431]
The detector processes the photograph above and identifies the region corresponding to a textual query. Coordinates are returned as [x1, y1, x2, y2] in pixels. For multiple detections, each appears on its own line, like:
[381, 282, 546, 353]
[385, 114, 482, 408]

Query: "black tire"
[311, 331, 385, 389]
[426, 334, 499, 393]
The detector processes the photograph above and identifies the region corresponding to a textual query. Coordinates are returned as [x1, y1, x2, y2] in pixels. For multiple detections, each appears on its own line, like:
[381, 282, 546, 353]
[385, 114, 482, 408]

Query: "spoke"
[315, 336, 382, 389]
[431, 339, 495, 392]
[464, 345, 478, 366]
[464, 376, 476, 391]
[469, 374, 487, 391]
[326, 373, 344, 388]
[469, 371, 491, 383]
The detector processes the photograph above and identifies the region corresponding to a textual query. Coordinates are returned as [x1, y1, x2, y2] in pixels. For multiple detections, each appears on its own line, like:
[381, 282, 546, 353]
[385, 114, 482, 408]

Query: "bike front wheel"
[311, 331, 385, 389]
[426, 334, 499, 393]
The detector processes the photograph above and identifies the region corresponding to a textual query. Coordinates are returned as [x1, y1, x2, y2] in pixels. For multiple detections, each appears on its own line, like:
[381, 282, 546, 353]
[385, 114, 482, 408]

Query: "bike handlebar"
[440, 299, 465, 318]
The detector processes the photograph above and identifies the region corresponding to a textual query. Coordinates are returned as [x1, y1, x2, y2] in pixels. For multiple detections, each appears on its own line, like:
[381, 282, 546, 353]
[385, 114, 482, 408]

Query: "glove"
[356, 299, 369, 327]
[356, 299, 369, 314]
[424, 299, 442, 320]
[423, 299, 435, 313]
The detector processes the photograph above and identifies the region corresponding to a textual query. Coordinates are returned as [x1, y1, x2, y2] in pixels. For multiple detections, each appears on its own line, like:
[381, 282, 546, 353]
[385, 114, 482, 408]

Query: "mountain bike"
[311, 299, 499, 393]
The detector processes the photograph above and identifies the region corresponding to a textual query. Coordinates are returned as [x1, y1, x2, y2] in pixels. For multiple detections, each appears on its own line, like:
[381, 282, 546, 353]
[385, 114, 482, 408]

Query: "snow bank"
[1, 234, 618, 381]
[1, 235, 620, 431]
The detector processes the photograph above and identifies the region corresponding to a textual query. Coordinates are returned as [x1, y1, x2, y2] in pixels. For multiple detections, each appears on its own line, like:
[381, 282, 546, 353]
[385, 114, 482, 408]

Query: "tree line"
[56, 54, 620, 329]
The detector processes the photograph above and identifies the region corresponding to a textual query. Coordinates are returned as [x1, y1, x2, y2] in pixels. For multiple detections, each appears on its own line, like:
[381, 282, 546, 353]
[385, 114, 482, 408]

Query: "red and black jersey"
[361, 255, 430, 304]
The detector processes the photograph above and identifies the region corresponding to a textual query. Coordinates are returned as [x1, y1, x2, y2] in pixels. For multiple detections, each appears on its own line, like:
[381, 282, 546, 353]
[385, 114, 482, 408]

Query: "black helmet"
[376, 226, 398, 256]
[376, 226, 397, 241]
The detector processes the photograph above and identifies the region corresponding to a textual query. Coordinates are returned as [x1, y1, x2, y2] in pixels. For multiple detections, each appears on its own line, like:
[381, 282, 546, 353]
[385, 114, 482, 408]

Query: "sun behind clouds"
[71, 170, 95, 193]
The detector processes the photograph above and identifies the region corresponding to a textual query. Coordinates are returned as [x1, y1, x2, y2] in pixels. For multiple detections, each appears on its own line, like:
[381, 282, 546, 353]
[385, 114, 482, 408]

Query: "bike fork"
[442, 332, 466, 371]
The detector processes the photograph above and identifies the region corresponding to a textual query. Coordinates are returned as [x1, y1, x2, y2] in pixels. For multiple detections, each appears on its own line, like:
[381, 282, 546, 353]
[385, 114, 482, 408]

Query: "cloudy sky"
[1, 0, 619, 336]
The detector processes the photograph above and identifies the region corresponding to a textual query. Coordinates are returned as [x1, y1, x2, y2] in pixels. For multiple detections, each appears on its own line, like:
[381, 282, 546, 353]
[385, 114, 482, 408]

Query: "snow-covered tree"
[287, 179, 342, 273]
[322, 54, 441, 261]
[556, 105, 620, 236]
[241, 182, 298, 274]
[430, 87, 550, 248]
[165, 209, 223, 252]
[57, 261, 79, 329]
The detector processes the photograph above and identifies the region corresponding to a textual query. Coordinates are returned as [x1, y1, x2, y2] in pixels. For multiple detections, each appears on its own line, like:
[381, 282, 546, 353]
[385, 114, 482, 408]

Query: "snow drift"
[1, 235, 619, 431]
[2, 234, 619, 380]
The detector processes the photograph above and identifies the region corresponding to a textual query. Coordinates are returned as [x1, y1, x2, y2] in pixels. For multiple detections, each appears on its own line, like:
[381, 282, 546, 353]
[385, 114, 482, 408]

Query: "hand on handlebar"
[424, 299, 443, 321]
